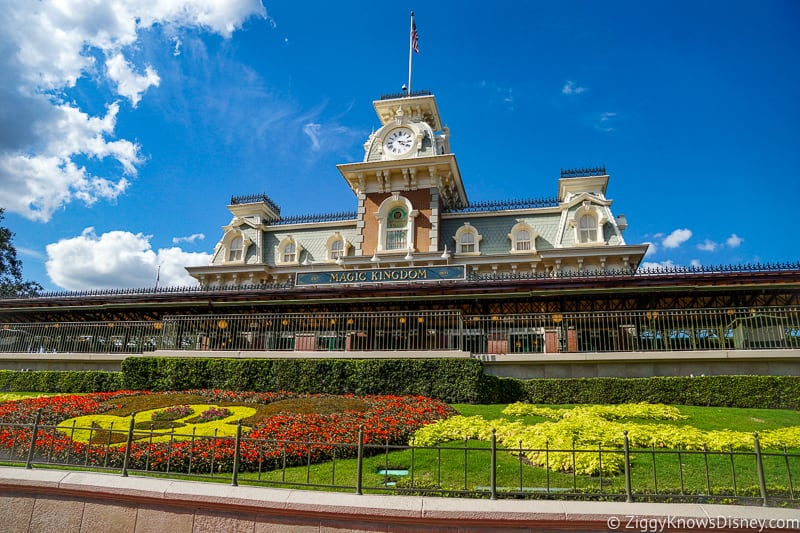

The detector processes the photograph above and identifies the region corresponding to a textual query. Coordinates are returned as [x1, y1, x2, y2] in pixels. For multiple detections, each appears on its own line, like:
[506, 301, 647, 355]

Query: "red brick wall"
[362, 189, 433, 256]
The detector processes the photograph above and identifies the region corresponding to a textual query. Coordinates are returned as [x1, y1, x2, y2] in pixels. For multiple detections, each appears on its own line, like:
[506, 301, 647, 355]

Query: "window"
[508, 222, 537, 254]
[330, 239, 344, 260]
[386, 207, 408, 250]
[228, 237, 243, 261]
[460, 232, 475, 253]
[515, 230, 531, 251]
[579, 214, 597, 243]
[282, 242, 296, 263]
[375, 194, 417, 253]
[454, 223, 482, 255]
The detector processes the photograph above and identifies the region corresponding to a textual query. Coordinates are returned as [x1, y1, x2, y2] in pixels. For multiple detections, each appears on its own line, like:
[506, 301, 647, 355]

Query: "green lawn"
[232, 404, 800, 499]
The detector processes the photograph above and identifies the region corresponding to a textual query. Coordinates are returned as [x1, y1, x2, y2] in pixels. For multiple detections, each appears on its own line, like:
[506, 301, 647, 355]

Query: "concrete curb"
[1, 467, 798, 532]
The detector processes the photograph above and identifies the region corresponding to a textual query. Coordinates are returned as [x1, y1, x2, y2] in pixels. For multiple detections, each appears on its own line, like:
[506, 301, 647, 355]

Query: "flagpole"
[407, 11, 414, 95]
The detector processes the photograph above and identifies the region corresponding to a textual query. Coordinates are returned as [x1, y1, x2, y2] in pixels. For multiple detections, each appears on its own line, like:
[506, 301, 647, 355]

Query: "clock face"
[384, 128, 415, 155]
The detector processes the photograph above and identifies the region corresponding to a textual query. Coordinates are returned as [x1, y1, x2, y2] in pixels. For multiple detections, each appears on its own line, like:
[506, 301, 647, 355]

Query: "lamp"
[404, 248, 414, 261]
[371, 252, 379, 264]
[441, 245, 451, 260]
[335, 256, 344, 266]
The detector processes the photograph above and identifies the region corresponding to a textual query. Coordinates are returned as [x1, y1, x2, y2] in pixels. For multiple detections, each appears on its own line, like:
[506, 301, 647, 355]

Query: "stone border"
[1, 468, 798, 532]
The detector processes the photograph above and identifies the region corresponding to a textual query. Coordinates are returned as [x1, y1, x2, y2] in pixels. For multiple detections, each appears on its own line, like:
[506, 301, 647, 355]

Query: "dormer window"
[515, 230, 531, 251]
[508, 222, 538, 254]
[283, 242, 296, 263]
[325, 232, 351, 261]
[454, 223, 482, 255]
[277, 236, 302, 265]
[330, 239, 344, 259]
[579, 214, 597, 243]
[228, 237, 243, 261]
[460, 232, 475, 252]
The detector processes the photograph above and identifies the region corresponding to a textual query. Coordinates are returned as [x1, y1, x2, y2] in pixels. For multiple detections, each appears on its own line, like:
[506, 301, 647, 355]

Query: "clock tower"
[337, 91, 467, 259]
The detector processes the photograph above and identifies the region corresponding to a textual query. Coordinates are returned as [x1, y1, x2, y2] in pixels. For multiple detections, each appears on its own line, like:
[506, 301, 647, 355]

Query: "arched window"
[460, 232, 475, 253]
[508, 222, 537, 254]
[454, 223, 482, 255]
[228, 237, 243, 261]
[375, 194, 417, 254]
[330, 239, 344, 259]
[282, 242, 296, 263]
[386, 207, 408, 251]
[579, 214, 597, 243]
[515, 229, 531, 251]
[277, 236, 301, 265]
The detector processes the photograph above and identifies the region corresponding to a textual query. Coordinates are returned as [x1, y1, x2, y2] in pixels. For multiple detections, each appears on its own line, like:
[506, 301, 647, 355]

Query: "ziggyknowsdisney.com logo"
[606, 514, 800, 532]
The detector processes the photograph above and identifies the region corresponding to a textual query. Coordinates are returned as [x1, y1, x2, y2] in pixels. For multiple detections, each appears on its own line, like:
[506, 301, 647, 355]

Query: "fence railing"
[2, 262, 799, 302]
[2, 307, 798, 355]
[1, 415, 796, 506]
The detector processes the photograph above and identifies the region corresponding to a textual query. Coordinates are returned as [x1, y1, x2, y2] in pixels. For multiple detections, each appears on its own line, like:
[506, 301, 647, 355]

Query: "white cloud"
[595, 112, 617, 132]
[727, 234, 743, 248]
[0, 0, 266, 222]
[477, 80, 515, 111]
[172, 233, 205, 244]
[562, 80, 587, 95]
[105, 54, 161, 107]
[644, 242, 657, 256]
[697, 239, 718, 252]
[172, 36, 183, 56]
[303, 123, 322, 151]
[662, 228, 692, 249]
[640, 260, 676, 270]
[46, 227, 212, 290]
[690, 259, 702, 267]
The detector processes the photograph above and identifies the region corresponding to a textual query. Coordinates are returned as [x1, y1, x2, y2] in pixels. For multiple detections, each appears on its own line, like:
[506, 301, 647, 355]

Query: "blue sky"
[1, 1, 798, 291]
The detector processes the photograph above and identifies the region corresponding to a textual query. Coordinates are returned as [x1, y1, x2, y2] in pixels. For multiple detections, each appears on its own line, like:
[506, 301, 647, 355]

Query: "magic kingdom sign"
[296, 265, 465, 286]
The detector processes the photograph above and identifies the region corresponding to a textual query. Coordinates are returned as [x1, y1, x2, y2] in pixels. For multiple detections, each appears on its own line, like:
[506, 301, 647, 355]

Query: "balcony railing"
[1, 262, 798, 301]
[1, 307, 799, 355]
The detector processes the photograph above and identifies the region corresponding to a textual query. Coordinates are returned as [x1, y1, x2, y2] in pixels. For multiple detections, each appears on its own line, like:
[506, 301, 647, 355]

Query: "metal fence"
[2, 415, 797, 506]
[157, 310, 464, 352]
[467, 307, 800, 354]
[0, 321, 162, 354]
[1, 307, 798, 355]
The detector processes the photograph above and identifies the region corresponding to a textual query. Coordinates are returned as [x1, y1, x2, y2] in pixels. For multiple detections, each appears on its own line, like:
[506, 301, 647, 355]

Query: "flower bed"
[0, 390, 455, 474]
[412, 402, 800, 476]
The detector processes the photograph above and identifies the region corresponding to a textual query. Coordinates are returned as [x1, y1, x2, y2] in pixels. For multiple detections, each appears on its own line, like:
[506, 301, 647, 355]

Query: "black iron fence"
[2, 307, 798, 354]
[1, 415, 797, 507]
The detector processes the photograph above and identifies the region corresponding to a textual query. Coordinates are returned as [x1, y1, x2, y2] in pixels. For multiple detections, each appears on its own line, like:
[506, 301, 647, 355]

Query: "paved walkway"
[1, 467, 798, 532]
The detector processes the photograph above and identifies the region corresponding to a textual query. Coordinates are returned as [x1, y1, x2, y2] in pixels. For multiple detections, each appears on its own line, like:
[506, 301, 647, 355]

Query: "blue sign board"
[296, 265, 465, 286]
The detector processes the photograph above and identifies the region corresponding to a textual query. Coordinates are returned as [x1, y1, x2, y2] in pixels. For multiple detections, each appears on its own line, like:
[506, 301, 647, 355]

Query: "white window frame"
[221, 230, 249, 264]
[569, 202, 606, 245]
[276, 236, 302, 266]
[374, 193, 418, 254]
[508, 222, 538, 254]
[326, 232, 351, 261]
[578, 213, 598, 243]
[228, 237, 244, 262]
[453, 223, 482, 255]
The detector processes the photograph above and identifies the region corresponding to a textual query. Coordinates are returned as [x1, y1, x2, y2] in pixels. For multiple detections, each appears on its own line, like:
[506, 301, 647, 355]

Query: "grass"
[231, 404, 800, 499]
[5, 394, 800, 502]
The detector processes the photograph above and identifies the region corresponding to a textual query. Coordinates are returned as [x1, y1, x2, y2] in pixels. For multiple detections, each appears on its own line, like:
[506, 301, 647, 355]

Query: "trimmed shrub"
[522, 375, 800, 409]
[121, 357, 487, 404]
[0, 370, 122, 393]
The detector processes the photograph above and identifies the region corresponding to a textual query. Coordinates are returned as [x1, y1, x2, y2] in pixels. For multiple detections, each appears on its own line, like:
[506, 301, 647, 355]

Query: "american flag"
[411, 19, 419, 53]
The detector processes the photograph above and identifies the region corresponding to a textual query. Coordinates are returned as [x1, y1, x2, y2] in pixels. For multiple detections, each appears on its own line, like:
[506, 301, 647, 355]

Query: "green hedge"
[2, 358, 799, 409]
[0, 370, 122, 393]
[120, 357, 486, 404]
[517, 375, 800, 409]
